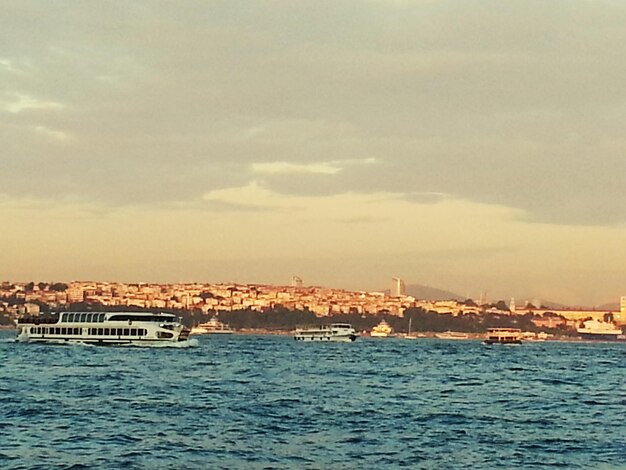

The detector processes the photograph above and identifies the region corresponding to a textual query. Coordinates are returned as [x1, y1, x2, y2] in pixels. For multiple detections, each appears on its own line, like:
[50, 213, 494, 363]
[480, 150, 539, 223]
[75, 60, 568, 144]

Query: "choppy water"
[1, 331, 624, 469]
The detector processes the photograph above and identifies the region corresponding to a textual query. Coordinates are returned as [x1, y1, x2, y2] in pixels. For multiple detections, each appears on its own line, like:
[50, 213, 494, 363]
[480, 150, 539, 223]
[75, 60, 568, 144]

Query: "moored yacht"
[16, 311, 191, 345]
[435, 331, 469, 340]
[370, 320, 393, 337]
[294, 323, 358, 342]
[191, 316, 234, 335]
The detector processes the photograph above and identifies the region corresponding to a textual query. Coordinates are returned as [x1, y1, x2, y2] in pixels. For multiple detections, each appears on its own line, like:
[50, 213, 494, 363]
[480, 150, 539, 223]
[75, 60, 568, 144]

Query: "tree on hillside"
[49, 283, 68, 292]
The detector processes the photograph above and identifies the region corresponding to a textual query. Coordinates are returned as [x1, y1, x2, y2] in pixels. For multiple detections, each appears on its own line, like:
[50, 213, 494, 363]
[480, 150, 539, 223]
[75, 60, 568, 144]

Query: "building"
[391, 277, 405, 297]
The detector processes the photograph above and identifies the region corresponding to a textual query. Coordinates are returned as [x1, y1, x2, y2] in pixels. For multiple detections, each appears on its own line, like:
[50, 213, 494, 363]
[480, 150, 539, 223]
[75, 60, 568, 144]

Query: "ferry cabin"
[484, 328, 522, 345]
[293, 323, 358, 342]
[16, 312, 190, 345]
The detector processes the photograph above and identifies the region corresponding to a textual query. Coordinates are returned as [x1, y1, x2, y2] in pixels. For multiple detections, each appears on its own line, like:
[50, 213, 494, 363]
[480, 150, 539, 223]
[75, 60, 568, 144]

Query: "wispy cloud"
[2, 93, 64, 113]
[34, 125, 71, 142]
[251, 158, 378, 176]
[251, 161, 341, 175]
[0, 58, 23, 74]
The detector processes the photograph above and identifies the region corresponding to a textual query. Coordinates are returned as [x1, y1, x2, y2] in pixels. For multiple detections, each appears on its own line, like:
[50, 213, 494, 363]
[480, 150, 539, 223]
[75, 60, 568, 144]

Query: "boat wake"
[119, 338, 200, 348]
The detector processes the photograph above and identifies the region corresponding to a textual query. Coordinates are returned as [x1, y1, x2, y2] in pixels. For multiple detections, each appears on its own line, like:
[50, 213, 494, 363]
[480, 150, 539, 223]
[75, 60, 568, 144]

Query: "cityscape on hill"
[2, 278, 624, 334]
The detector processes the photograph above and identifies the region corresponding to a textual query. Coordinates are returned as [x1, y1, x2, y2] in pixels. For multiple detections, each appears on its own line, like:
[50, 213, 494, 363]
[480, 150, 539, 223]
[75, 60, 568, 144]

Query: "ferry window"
[61, 328, 66, 335]
[131, 328, 137, 336]
[98, 314, 105, 323]
[96, 328, 102, 335]
[104, 328, 110, 335]
[140, 329, 146, 336]
[123, 329, 129, 336]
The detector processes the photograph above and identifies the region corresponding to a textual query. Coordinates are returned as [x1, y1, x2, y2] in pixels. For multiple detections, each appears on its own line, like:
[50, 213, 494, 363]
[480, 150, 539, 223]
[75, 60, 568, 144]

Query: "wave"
[118, 337, 200, 348]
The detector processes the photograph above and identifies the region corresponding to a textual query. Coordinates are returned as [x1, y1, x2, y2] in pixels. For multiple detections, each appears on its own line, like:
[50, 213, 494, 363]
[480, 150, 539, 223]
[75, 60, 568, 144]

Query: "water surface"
[1, 332, 624, 469]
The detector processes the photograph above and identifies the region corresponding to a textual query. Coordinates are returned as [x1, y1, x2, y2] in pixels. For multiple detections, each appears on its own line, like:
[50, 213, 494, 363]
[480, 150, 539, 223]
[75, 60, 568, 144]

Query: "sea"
[0, 330, 624, 469]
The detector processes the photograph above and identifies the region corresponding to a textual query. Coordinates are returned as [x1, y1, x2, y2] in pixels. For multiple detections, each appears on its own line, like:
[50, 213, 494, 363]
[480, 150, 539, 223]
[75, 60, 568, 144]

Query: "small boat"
[294, 323, 358, 342]
[435, 331, 469, 340]
[191, 316, 234, 335]
[370, 320, 393, 337]
[405, 318, 418, 340]
[577, 320, 625, 341]
[484, 328, 522, 345]
[15, 311, 191, 345]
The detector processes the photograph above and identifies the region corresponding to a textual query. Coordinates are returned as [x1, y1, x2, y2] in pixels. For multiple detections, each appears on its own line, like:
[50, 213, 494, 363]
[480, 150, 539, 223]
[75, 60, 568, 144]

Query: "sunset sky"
[2, 1, 626, 306]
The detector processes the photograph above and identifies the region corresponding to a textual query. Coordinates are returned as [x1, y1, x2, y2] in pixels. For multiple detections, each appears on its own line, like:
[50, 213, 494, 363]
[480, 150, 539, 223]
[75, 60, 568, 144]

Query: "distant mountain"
[403, 284, 464, 301]
[598, 302, 619, 311]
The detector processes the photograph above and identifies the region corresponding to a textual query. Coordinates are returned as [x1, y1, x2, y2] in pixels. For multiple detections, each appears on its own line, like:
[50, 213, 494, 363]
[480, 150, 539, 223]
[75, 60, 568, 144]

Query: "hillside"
[403, 284, 464, 301]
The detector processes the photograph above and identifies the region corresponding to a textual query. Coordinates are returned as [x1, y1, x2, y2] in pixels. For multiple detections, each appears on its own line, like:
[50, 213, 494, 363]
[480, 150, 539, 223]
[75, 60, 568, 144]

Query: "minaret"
[509, 297, 516, 314]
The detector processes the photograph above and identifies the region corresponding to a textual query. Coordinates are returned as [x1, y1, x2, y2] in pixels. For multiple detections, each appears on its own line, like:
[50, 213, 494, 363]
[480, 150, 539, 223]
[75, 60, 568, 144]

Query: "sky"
[1, 1, 626, 306]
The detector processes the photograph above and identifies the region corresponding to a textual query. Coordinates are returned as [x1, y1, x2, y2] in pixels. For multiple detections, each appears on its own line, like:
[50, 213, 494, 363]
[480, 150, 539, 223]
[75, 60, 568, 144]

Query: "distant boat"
[577, 320, 625, 341]
[435, 331, 469, 340]
[370, 320, 393, 337]
[405, 317, 418, 340]
[191, 316, 234, 335]
[483, 328, 522, 345]
[294, 323, 358, 342]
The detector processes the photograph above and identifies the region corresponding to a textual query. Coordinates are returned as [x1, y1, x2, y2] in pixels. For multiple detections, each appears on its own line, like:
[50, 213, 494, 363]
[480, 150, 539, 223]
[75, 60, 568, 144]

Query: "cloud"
[3, 1, 626, 304]
[34, 125, 71, 142]
[1, 92, 64, 113]
[250, 158, 377, 176]
[251, 161, 341, 175]
[0, 58, 23, 74]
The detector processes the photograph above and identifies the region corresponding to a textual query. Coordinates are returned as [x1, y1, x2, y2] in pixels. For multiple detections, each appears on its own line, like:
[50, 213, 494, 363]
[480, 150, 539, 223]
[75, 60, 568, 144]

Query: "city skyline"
[2, 2, 626, 306]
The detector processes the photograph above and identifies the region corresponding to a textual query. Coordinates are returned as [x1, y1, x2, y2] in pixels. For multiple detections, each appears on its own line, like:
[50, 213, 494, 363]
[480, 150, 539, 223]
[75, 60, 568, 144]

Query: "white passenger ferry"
[484, 327, 522, 345]
[16, 311, 191, 345]
[294, 323, 358, 342]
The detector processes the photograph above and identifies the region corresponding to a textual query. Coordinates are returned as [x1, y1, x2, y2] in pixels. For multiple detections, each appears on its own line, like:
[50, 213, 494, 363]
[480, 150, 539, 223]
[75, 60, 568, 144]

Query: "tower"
[391, 277, 405, 297]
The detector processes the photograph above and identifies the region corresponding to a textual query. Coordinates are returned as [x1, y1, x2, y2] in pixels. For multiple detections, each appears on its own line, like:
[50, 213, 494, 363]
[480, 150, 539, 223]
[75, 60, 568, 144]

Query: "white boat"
[294, 323, 358, 342]
[435, 331, 469, 340]
[405, 317, 419, 340]
[15, 311, 191, 345]
[577, 320, 625, 341]
[191, 316, 234, 335]
[483, 328, 522, 345]
[370, 320, 393, 337]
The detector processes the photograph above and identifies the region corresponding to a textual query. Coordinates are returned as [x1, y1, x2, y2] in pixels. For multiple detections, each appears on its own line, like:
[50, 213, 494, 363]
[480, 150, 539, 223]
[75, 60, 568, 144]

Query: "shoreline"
[2, 326, 615, 343]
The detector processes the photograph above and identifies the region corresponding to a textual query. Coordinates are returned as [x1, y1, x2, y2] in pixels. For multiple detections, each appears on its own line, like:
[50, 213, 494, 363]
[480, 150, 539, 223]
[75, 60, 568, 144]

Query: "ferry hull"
[294, 334, 357, 342]
[484, 339, 522, 345]
[579, 333, 626, 342]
